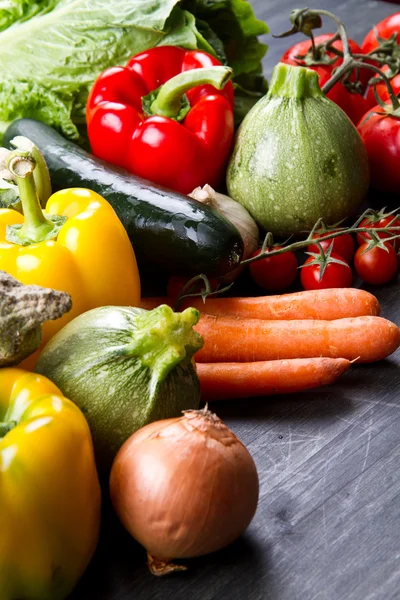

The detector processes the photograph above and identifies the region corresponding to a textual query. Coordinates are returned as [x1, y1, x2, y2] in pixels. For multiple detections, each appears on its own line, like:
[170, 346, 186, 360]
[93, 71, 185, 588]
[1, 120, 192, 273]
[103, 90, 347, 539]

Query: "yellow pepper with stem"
[0, 368, 101, 600]
[0, 145, 140, 358]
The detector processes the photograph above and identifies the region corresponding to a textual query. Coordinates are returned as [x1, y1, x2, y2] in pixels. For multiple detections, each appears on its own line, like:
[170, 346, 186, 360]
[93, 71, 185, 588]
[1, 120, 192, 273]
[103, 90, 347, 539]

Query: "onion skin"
[109, 409, 259, 566]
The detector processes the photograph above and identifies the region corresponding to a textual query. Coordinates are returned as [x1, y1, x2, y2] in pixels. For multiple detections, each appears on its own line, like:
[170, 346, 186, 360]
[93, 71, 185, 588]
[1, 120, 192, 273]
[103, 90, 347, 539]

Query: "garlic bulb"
[189, 184, 259, 260]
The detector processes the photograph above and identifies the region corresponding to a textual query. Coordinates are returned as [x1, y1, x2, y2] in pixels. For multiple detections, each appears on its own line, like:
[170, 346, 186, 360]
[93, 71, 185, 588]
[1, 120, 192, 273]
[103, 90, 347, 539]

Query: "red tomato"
[356, 214, 400, 248]
[300, 252, 352, 290]
[366, 67, 400, 107]
[307, 231, 355, 264]
[249, 247, 298, 291]
[281, 34, 375, 124]
[361, 13, 400, 55]
[362, 15, 400, 113]
[357, 107, 400, 193]
[354, 243, 398, 284]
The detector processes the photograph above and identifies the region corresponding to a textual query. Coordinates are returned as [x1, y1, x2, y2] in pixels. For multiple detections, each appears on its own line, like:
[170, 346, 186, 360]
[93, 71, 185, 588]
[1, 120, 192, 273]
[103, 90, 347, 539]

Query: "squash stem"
[269, 63, 323, 99]
[123, 305, 203, 385]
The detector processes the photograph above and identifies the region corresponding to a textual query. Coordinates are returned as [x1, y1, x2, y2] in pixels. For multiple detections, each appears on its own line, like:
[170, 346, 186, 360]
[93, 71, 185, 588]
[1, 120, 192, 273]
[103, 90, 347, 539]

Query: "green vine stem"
[240, 207, 400, 267]
[169, 210, 399, 303]
[173, 274, 233, 312]
[278, 8, 400, 111]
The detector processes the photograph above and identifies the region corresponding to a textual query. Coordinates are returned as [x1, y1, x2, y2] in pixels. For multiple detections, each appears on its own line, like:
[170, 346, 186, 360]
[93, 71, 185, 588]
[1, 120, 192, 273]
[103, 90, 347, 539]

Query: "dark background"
[70, 2, 400, 599]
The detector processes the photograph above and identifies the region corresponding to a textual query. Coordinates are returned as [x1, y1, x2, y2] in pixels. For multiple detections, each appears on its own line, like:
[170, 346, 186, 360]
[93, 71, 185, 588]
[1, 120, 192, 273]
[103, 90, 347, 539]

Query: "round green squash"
[227, 62, 370, 237]
[36, 304, 203, 474]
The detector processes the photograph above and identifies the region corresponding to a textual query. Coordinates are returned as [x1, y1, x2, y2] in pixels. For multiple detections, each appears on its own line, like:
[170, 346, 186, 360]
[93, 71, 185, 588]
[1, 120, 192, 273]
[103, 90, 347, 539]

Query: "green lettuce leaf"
[0, 0, 59, 32]
[181, 0, 269, 118]
[182, 0, 269, 74]
[0, 0, 269, 140]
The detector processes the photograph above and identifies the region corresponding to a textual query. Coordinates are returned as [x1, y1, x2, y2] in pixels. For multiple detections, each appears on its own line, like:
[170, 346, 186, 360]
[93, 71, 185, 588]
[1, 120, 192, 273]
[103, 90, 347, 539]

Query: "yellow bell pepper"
[0, 368, 101, 600]
[0, 149, 140, 351]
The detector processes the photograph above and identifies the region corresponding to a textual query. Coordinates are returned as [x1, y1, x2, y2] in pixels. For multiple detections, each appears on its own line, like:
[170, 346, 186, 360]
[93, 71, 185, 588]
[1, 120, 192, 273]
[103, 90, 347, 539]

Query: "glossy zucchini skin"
[4, 119, 243, 276]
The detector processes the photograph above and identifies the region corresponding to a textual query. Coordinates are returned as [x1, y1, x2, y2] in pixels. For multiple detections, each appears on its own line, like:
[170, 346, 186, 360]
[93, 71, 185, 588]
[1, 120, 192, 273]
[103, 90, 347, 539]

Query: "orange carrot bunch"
[140, 287, 400, 402]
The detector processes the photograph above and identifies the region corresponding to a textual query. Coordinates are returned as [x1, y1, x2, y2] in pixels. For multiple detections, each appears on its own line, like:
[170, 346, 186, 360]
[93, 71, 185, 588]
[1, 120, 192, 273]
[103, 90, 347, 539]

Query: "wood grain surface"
[70, 2, 400, 599]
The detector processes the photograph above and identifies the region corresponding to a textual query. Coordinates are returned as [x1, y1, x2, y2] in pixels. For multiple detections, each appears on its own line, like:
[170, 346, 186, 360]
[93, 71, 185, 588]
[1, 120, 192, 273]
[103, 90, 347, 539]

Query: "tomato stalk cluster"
[276, 8, 400, 111]
[241, 207, 400, 265]
[171, 207, 400, 302]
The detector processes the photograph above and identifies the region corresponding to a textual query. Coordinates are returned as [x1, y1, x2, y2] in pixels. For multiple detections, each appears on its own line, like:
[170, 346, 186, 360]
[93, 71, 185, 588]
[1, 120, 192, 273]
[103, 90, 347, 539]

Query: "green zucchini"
[36, 304, 203, 474]
[227, 63, 370, 237]
[3, 119, 243, 276]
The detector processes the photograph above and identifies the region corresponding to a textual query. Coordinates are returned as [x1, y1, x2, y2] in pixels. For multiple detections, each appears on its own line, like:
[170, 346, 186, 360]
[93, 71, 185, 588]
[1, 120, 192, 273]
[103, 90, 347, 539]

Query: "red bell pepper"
[86, 46, 235, 194]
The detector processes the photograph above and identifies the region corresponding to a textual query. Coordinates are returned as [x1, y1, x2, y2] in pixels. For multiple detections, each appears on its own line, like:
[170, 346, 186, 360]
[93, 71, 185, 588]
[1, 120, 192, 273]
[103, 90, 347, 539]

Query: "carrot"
[187, 288, 380, 320]
[196, 357, 351, 401]
[140, 288, 380, 320]
[194, 315, 400, 364]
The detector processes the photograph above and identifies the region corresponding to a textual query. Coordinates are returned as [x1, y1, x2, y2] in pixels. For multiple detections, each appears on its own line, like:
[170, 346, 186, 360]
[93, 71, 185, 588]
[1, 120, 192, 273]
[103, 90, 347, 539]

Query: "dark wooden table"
[70, 2, 400, 599]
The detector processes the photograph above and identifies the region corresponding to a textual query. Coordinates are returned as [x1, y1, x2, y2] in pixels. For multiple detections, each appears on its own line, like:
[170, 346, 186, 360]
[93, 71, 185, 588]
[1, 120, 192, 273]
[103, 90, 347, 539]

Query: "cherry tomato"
[357, 107, 400, 193]
[356, 214, 400, 248]
[300, 252, 352, 290]
[366, 67, 400, 106]
[362, 15, 400, 111]
[249, 247, 298, 291]
[354, 243, 398, 284]
[307, 232, 355, 264]
[361, 13, 400, 55]
[281, 34, 375, 124]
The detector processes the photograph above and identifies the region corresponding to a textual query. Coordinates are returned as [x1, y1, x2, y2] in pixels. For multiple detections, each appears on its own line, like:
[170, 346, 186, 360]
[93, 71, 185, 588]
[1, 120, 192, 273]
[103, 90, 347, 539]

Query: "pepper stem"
[149, 66, 232, 120]
[0, 421, 16, 438]
[6, 152, 66, 246]
[10, 136, 52, 207]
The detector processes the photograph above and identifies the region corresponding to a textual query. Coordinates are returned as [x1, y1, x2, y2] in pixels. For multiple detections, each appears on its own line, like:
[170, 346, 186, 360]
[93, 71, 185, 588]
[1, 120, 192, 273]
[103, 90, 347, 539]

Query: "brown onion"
[109, 408, 259, 575]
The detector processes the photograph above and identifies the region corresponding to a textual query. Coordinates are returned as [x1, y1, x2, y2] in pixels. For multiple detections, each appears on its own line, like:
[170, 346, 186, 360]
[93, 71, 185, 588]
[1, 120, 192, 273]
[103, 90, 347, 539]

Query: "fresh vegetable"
[280, 33, 373, 124]
[87, 48, 234, 194]
[0, 143, 140, 352]
[36, 305, 204, 473]
[361, 13, 400, 56]
[356, 210, 400, 249]
[308, 229, 355, 263]
[354, 242, 398, 285]
[226, 62, 370, 237]
[366, 67, 400, 106]
[357, 102, 400, 193]
[0, 140, 51, 209]
[197, 357, 351, 401]
[0, 368, 101, 600]
[362, 13, 400, 104]
[4, 119, 244, 277]
[300, 247, 353, 291]
[0, 271, 71, 367]
[0, 0, 268, 141]
[109, 408, 259, 575]
[188, 184, 259, 265]
[249, 246, 298, 291]
[194, 314, 400, 363]
[140, 287, 381, 320]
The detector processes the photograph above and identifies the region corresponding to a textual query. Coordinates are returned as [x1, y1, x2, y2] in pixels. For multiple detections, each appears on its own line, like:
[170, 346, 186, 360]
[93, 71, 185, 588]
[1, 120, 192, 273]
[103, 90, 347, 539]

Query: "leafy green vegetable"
[0, 0, 268, 141]
[0, 0, 58, 32]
